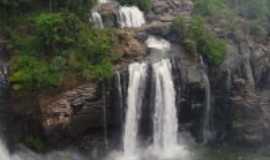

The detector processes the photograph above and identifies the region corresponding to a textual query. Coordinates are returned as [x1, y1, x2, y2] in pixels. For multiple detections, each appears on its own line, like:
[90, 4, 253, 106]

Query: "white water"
[118, 6, 145, 28]
[116, 72, 123, 114]
[0, 140, 10, 160]
[0, 141, 86, 160]
[98, 0, 109, 4]
[123, 63, 147, 159]
[146, 36, 171, 51]
[202, 72, 211, 144]
[152, 59, 178, 153]
[147, 37, 178, 151]
[91, 12, 104, 28]
[200, 57, 212, 144]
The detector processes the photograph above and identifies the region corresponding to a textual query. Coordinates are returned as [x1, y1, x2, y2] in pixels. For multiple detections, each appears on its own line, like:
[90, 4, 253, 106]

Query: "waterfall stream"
[118, 6, 145, 28]
[98, 0, 109, 4]
[0, 63, 9, 160]
[123, 63, 147, 158]
[116, 71, 123, 122]
[200, 57, 213, 144]
[152, 59, 178, 152]
[91, 12, 104, 28]
[114, 36, 190, 160]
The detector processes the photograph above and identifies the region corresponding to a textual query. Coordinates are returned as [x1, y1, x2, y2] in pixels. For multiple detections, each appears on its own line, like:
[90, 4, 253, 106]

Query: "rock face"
[230, 79, 265, 146]
[96, 2, 119, 27]
[212, 39, 270, 146]
[5, 0, 270, 149]
[149, 0, 193, 21]
[113, 30, 146, 58]
[40, 83, 106, 143]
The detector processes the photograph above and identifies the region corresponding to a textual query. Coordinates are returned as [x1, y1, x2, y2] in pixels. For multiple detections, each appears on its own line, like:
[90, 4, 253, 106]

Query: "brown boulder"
[39, 83, 105, 142]
[113, 30, 146, 58]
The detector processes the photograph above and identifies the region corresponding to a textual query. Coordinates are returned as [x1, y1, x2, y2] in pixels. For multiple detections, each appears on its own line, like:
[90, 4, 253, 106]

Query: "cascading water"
[116, 71, 124, 122]
[145, 36, 190, 160]
[0, 63, 11, 160]
[118, 6, 145, 28]
[200, 57, 212, 144]
[98, 0, 109, 4]
[202, 71, 212, 143]
[91, 12, 104, 28]
[123, 63, 147, 158]
[152, 59, 178, 152]
[146, 36, 171, 51]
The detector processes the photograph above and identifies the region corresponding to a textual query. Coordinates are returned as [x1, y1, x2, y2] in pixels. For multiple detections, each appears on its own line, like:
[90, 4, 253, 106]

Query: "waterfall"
[116, 72, 123, 122]
[202, 71, 211, 143]
[152, 59, 178, 152]
[200, 57, 212, 143]
[146, 36, 179, 152]
[91, 12, 104, 28]
[146, 36, 171, 62]
[0, 63, 10, 160]
[98, 0, 109, 4]
[123, 63, 147, 158]
[146, 36, 171, 51]
[118, 6, 145, 28]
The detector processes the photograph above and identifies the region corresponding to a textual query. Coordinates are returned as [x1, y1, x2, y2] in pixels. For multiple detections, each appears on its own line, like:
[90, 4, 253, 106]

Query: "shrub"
[171, 16, 226, 65]
[9, 55, 62, 91]
[48, 0, 97, 15]
[9, 15, 117, 91]
[78, 26, 115, 64]
[193, 0, 226, 16]
[22, 136, 47, 152]
[34, 12, 81, 56]
[68, 26, 116, 80]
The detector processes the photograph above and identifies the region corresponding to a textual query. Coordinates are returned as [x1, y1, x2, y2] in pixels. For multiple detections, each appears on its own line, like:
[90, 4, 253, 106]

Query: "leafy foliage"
[193, 0, 227, 16]
[34, 13, 81, 56]
[0, 0, 97, 21]
[22, 136, 47, 152]
[9, 13, 117, 91]
[192, 0, 270, 41]
[171, 16, 226, 65]
[9, 55, 62, 91]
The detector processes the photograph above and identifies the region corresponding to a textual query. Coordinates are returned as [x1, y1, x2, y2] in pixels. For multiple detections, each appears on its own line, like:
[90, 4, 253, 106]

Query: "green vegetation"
[117, 0, 152, 11]
[193, 0, 227, 16]
[171, 16, 226, 65]
[8, 12, 118, 91]
[0, 0, 97, 17]
[22, 136, 47, 152]
[34, 13, 81, 56]
[192, 0, 270, 40]
[10, 55, 62, 91]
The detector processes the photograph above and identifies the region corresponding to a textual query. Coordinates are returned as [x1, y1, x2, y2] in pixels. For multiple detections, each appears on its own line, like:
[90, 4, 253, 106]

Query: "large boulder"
[40, 83, 106, 143]
[112, 30, 146, 58]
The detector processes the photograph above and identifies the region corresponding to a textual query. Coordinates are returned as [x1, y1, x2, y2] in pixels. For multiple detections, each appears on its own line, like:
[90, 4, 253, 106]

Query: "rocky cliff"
[4, 0, 270, 150]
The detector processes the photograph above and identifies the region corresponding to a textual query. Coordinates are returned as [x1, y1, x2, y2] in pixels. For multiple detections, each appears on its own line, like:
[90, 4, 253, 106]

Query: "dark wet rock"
[212, 39, 270, 146]
[95, 2, 119, 27]
[229, 78, 265, 146]
[144, 21, 171, 38]
[149, 0, 193, 21]
[112, 30, 146, 58]
[40, 83, 105, 143]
